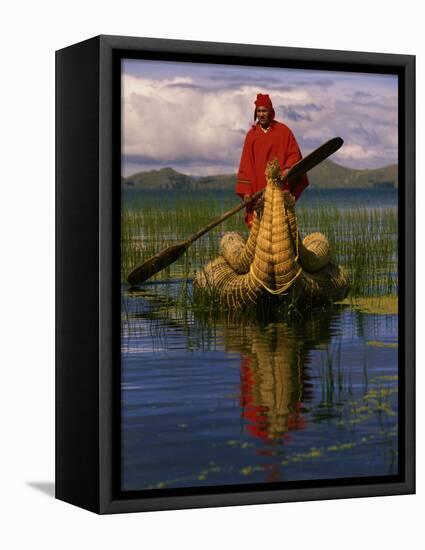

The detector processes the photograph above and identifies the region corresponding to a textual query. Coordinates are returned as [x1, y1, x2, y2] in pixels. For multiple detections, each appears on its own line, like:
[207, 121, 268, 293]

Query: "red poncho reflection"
[240, 356, 306, 443]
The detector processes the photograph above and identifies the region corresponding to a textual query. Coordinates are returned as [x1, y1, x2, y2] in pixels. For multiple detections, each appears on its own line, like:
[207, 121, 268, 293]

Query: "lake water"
[121, 188, 398, 492]
[123, 186, 398, 211]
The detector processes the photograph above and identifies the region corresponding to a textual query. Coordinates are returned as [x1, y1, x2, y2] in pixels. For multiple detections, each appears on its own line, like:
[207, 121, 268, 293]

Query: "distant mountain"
[124, 167, 194, 190]
[123, 161, 398, 190]
[307, 160, 398, 189]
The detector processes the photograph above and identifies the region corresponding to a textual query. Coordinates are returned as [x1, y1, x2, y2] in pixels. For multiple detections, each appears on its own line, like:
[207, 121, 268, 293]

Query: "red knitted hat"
[254, 94, 275, 121]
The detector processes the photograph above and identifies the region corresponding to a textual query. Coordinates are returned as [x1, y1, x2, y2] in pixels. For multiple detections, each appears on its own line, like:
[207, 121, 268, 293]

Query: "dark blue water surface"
[121, 288, 398, 491]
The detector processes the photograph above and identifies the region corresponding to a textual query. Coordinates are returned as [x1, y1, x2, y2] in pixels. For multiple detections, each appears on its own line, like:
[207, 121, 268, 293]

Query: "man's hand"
[243, 193, 260, 209]
[243, 193, 264, 212]
[243, 193, 254, 213]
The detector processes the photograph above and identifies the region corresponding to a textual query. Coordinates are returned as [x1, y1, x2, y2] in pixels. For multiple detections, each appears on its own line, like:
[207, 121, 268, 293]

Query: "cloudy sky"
[122, 58, 398, 177]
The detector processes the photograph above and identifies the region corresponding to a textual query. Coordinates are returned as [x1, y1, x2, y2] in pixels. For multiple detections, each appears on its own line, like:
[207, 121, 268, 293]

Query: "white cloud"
[122, 75, 253, 166]
[336, 143, 383, 162]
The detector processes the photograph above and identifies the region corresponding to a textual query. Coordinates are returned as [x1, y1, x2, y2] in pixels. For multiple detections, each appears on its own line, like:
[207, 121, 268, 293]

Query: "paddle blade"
[127, 240, 190, 285]
[286, 137, 344, 183]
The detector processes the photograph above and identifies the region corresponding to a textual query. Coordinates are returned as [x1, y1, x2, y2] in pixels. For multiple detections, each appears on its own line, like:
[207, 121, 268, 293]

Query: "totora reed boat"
[194, 159, 350, 309]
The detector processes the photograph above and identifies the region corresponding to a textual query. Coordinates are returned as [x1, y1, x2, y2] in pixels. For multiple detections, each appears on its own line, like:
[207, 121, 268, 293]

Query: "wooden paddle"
[126, 137, 344, 285]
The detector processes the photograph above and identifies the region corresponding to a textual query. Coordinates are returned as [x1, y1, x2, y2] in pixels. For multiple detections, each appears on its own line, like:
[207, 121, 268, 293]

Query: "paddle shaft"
[127, 137, 343, 285]
[187, 137, 343, 244]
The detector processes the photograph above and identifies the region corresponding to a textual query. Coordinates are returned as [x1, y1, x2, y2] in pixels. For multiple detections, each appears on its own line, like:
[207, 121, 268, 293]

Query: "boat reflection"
[221, 311, 337, 442]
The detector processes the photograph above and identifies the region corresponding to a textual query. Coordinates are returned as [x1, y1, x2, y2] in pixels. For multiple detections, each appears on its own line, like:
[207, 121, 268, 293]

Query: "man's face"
[256, 106, 271, 127]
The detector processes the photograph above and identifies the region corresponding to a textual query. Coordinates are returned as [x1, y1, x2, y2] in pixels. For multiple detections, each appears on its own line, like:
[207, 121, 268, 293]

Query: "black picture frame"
[56, 34, 415, 514]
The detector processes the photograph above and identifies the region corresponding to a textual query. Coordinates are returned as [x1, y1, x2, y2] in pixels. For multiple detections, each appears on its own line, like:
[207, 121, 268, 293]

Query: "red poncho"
[236, 121, 309, 226]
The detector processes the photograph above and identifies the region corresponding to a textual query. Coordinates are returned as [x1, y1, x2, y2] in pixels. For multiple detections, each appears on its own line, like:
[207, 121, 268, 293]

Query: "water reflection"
[221, 314, 333, 442]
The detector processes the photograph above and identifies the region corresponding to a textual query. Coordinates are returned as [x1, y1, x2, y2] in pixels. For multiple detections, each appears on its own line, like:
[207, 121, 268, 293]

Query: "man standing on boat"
[236, 93, 309, 227]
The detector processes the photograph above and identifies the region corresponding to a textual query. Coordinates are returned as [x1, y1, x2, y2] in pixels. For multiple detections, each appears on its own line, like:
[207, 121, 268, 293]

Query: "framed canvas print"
[56, 35, 415, 514]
